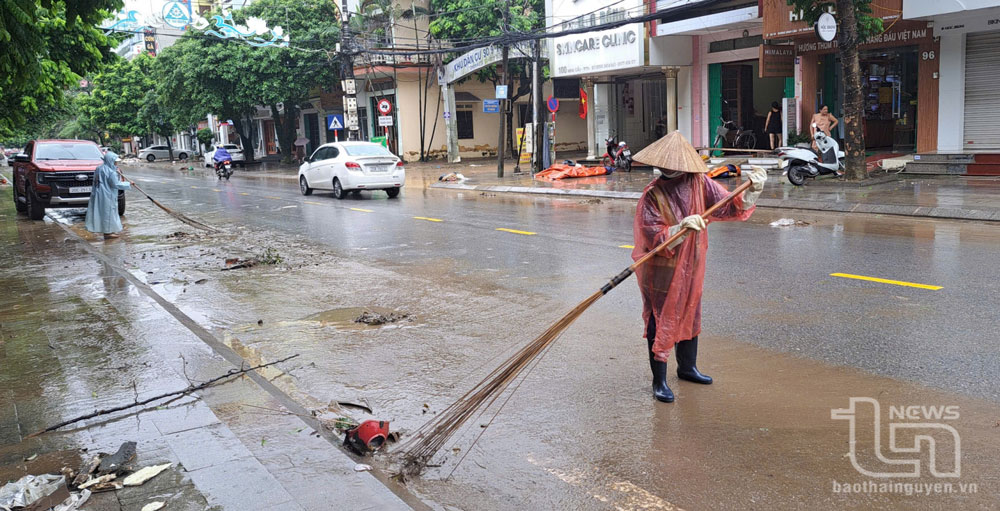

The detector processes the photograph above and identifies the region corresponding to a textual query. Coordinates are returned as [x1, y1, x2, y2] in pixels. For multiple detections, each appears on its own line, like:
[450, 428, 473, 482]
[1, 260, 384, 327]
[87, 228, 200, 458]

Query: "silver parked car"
[204, 144, 246, 167]
[138, 145, 189, 162]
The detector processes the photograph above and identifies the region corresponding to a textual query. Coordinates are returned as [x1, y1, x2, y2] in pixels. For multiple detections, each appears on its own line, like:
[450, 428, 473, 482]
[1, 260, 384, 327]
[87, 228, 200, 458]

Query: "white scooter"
[778, 124, 845, 186]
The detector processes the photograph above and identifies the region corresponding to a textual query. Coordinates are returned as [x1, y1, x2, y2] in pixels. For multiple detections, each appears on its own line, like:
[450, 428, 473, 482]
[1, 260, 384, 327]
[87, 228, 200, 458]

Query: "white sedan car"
[298, 142, 404, 199]
[138, 145, 189, 161]
[203, 144, 246, 167]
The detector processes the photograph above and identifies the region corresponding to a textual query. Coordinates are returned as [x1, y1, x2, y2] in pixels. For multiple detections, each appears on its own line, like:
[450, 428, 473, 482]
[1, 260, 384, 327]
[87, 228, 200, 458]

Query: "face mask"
[656, 169, 684, 180]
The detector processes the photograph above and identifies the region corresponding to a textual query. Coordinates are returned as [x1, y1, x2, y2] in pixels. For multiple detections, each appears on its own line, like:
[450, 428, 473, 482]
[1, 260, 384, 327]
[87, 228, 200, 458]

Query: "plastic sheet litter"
[770, 218, 811, 227]
[534, 163, 609, 181]
[122, 463, 172, 486]
[0, 474, 66, 511]
[53, 489, 91, 511]
[141, 502, 166, 511]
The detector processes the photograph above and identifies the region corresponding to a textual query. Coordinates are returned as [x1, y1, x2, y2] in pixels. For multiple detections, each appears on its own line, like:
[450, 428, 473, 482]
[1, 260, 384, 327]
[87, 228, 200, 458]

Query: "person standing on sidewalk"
[630, 132, 766, 403]
[85, 151, 132, 240]
[810, 105, 838, 138]
[765, 101, 783, 149]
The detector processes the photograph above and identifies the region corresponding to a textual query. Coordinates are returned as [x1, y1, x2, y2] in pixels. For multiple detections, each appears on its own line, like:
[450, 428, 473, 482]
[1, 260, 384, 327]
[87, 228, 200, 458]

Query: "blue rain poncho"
[85, 151, 131, 234]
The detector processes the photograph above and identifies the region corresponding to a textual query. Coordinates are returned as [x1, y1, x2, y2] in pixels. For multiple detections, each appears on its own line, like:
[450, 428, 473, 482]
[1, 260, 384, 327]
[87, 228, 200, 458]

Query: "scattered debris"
[344, 420, 390, 455]
[73, 456, 101, 486]
[165, 231, 191, 239]
[257, 319, 264, 326]
[579, 198, 603, 204]
[479, 192, 496, 197]
[438, 172, 467, 182]
[77, 473, 116, 490]
[24, 453, 38, 462]
[53, 489, 90, 511]
[122, 463, 172, 486]
[0, 474, 67, 510]
[769, 218, 811, 227]
[141, 502, 166, 511]
[97, 442, 137, 474]
[222, 258, 256, 271]
[194, 278, 208, 284]
[353, 464, 373, 472]
[353, 311, 409, 326]
[337, 401, 373, 414]
[256, 247, 283, 265]
[222, 247, 283, 270]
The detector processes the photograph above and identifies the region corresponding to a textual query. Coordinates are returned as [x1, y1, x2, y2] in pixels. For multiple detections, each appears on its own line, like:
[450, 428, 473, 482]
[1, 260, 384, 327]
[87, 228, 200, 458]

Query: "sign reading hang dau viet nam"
[759, 45, 794, 77]
[795, 22, 932, 54]
[549, 0, 644, 77]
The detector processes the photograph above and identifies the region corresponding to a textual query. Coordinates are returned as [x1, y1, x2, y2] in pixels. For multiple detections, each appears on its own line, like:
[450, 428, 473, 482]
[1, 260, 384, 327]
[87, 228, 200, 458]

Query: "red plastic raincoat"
[632, 174, 754, 361]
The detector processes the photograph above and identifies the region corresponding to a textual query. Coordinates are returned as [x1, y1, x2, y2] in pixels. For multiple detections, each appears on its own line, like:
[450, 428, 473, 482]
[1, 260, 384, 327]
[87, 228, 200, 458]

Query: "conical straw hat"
[632, 131, 707, 173]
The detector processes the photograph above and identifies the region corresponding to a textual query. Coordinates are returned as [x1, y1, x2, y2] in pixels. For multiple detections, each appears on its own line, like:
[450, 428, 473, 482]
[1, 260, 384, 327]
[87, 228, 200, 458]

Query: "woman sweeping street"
[85, 151, 132, 240]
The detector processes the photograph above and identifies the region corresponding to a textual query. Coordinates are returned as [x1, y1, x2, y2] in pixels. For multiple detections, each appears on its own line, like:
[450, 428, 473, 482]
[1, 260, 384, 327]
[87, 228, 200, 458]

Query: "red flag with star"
[579, 88, 588, 119]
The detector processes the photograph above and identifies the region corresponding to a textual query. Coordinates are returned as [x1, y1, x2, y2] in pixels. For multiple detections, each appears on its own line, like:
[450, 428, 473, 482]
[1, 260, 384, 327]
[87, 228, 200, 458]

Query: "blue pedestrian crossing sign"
[327, 114, 344, 130]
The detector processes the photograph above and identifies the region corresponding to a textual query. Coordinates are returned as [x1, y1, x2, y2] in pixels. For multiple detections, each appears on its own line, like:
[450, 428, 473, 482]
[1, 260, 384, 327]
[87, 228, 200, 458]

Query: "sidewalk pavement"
[135, 157, 1000, 222]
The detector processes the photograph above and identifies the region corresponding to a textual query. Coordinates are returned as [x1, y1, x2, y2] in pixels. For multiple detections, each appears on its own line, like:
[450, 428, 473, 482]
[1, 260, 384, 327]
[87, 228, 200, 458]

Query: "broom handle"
[600, 179, 753, 295]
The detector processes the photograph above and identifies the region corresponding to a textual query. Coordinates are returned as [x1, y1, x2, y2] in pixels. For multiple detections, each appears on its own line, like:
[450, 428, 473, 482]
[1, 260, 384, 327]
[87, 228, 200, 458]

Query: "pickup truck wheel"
[13, 176, 27, 213]
[118, 192, 126, 216]
[26, 186, 45, 220]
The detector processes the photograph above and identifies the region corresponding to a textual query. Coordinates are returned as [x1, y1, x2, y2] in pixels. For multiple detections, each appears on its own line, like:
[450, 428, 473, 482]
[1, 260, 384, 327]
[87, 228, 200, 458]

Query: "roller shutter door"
[964, 32, 1000, 150]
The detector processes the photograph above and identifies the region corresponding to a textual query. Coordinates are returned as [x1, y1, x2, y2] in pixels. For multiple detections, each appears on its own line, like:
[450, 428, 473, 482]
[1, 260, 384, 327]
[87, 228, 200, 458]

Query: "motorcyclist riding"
[213, 146, 234, 179]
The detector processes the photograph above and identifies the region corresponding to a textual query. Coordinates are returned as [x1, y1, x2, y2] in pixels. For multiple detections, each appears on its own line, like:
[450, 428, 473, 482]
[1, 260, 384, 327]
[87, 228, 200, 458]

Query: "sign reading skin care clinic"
[550, 0, 644, 77]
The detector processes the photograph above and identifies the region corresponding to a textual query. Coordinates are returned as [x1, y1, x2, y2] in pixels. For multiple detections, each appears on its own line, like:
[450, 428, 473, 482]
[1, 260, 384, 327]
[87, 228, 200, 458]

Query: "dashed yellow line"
[190, 186, 199, 189]
[413, 216, 443, 222]
[350, 207, 374, 213]
[212, 188, 222, 192]
[239, 192, 250, 196]
[830, 273, 942, 291]
[264, 196, 281, 200]
[496, 228, 536, 235]
[619, 244, 634, 249]
[303, 201, 323, 205]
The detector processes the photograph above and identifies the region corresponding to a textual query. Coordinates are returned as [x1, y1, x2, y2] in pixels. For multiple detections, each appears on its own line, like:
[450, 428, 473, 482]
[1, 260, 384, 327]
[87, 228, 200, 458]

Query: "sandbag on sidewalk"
[535, 163, 609, 181]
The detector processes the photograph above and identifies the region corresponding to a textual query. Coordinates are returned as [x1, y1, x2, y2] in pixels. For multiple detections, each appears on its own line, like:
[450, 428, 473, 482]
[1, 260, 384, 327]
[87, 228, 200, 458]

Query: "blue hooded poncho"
[85, 151, 131, 234]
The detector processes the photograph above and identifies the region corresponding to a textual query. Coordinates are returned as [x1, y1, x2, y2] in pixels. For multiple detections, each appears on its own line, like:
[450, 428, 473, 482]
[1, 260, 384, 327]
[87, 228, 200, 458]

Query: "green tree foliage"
[79, 55, 154, 137]
[0, 0, 122, 137]
[785, 0, 882, 179]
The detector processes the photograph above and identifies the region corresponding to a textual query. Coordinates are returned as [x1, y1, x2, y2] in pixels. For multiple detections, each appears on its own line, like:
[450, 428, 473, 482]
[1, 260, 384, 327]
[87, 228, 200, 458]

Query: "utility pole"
[340, 0, 359, 141]
[532, 39, 543, 173]
[496, 0, 510, 178]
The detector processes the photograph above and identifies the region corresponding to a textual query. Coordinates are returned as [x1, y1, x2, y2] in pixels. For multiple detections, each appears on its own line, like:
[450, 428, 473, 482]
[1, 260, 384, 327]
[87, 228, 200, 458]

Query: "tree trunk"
[232, 116, 256, 163]
[836, 0, 866, 180]
[272, 104, 297, 165]
[166, 137, 174, 162]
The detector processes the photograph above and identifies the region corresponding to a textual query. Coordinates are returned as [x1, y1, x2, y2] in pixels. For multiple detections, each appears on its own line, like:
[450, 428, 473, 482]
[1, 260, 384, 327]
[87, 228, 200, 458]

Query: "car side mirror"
[14, 154, 29, 162]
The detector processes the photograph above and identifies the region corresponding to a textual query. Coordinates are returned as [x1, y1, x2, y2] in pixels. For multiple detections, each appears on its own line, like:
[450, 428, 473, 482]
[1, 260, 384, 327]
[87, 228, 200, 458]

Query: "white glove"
[742, 165, 767, 209]
[666, 215, 706, 250]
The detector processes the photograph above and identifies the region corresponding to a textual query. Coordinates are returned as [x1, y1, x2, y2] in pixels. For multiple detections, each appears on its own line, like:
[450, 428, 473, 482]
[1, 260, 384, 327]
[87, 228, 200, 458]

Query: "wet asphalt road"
[8, 163, 1000, 510]
[122, 164, 1000, 402]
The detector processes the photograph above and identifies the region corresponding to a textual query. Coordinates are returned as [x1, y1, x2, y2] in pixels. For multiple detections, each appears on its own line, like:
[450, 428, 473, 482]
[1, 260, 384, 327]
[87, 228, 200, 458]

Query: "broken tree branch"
[27, 354, 300, 438]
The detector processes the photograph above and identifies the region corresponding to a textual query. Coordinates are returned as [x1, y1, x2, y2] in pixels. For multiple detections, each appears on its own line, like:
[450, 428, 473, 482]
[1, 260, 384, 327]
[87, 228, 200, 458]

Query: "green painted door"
[708, 63, 722, 154]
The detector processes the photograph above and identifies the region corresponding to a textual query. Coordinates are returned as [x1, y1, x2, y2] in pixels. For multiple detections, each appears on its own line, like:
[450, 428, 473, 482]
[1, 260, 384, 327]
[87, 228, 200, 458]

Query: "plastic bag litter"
[141, 502, 166, 511]
[53, 489, 91, 511]
[770, 218, 796, 227]
[438, 172, 466, 182]
[0, 474, 65, 510]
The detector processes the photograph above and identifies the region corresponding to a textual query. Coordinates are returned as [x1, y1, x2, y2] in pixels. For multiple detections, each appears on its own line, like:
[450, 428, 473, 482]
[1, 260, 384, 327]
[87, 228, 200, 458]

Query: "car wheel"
[385, 187, 400, 199]
[26, 186, 45, 220]
[146, 154, 155, 162]
[118, 192, 126, 216]
[13, 176, 26, 213]
[332, 178, 346, 199]
[299, 176, 313, 196]
[177, 153, 188, 160]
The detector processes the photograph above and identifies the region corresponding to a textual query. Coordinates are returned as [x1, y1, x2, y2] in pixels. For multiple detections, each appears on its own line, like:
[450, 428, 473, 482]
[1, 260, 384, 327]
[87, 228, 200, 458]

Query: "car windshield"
[35, 143, 103, 161]
[343, 144, 392, 157]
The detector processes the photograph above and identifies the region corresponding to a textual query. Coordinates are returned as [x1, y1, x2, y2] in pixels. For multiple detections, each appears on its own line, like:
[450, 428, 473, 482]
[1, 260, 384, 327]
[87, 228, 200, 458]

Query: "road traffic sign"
[547, 96, 559, 113]
[496, 85, 508, 99]
[378, 115, 394, 127]
[483, 99, 500, 113]
[327, 114, 344, 130]
[377, 99, 393, 115]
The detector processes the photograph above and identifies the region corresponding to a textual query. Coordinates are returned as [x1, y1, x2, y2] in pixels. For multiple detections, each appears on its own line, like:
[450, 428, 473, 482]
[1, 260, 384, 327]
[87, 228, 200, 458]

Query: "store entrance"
[710, 60, 787, 150]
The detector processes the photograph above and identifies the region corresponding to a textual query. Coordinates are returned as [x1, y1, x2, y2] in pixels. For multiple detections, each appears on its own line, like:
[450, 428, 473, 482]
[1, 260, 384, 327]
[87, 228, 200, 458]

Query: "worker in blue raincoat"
[85, 151, 132, 239]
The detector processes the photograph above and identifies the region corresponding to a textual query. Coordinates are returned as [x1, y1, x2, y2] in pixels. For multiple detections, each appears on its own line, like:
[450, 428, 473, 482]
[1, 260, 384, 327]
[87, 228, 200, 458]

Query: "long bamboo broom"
[396, 179, 754, 476]
[119, 171, 219, 232]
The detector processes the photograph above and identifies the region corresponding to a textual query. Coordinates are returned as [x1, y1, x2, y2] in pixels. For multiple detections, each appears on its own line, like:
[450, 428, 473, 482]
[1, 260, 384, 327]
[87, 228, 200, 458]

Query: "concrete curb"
[430, 182, 1000, 222]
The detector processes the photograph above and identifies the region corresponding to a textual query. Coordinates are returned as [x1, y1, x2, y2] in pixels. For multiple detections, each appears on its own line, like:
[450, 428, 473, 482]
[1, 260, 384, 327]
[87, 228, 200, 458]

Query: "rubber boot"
[648, 338, 675, 403]
[675, 337, 713, 384]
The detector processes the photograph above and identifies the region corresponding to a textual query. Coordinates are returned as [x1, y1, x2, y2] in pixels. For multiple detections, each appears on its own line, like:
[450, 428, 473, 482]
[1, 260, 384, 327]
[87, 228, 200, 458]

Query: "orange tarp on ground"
[534, 164, 608, 181]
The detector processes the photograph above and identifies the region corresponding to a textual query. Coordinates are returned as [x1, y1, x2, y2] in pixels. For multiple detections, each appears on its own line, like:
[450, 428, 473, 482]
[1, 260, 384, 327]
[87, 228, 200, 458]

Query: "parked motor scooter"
[777, 124, 845, 185]
[602, 134, 633, 172]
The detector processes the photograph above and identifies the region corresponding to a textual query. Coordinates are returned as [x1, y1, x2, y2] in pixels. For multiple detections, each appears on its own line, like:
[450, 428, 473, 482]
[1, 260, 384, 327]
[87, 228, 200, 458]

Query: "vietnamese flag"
[579, 88, 588, 119]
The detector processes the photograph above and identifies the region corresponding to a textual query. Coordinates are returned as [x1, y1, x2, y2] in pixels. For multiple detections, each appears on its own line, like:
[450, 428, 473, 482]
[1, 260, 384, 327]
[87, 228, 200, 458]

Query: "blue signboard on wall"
[483, 99, 500, 113]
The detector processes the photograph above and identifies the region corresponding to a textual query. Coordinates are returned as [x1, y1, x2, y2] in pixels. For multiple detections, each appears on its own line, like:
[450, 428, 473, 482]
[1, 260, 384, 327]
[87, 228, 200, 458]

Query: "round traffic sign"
[377, 98, 393, 115]
[547, 96, 559, 113]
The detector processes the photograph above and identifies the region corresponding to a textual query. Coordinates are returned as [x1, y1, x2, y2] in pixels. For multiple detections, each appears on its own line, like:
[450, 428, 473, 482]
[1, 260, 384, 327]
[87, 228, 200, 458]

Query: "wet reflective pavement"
[2, 165, 999, 509]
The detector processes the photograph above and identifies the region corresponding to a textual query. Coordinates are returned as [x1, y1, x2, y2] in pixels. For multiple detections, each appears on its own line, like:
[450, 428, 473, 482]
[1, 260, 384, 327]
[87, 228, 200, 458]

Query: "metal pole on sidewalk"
[496, 45, 509, 178]
[532, 39, 542, 174]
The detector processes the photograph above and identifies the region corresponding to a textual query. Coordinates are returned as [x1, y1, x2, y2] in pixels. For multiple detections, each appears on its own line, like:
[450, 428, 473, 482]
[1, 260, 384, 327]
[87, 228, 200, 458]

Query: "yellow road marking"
[830, 273, 942, 291]
[212, 188, 222, 192]
[413, 216, 443, 222]
[350, 207, 374, 213]
[239, 192, 250, 196]
[190, 186, 199, 189]
[496, 228, 536, 235]
[265, 196, 281, 200]
[303, 201, 323, 205]
[619, 244, 634, 249]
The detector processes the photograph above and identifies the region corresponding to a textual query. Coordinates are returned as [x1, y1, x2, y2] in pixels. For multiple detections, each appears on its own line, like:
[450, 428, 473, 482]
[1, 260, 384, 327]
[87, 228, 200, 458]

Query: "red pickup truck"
[11, 139, 125, 220]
